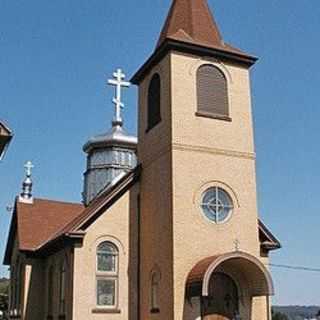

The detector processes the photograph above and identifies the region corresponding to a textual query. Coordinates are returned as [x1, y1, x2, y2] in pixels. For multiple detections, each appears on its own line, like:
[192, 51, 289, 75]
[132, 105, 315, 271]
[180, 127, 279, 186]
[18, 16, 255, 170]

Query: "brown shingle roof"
[4, 198, 84, 264]
[41, 167, 141, 250]
[17, 199, 84, 251]
[157, 0, 248, 56]
[17, 198, 84, 251]
[131, 0, 257, 84]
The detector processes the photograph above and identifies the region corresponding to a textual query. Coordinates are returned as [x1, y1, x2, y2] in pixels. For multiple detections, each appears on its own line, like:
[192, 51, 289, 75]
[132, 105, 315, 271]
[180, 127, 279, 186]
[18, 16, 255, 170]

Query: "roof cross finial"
[107, 68, 130, 127]
[234, 239, 240, 252]
[19, 161, 34, 204]
[25, 160, 34, 177]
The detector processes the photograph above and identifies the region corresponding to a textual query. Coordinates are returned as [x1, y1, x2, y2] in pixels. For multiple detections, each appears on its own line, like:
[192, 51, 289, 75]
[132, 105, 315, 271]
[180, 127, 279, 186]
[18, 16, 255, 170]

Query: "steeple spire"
[19, 161, 34, 204]
[157, 0, 223, 49]
[131, 0, 257, 85]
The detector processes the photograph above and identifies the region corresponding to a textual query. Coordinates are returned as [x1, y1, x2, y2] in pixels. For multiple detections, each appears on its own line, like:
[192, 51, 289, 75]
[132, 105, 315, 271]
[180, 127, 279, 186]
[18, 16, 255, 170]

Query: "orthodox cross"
[234, 239, 240, 252]
[24, 161, 34, 177]
[107, 68, 130, 126]
[20, 160, 34, 203]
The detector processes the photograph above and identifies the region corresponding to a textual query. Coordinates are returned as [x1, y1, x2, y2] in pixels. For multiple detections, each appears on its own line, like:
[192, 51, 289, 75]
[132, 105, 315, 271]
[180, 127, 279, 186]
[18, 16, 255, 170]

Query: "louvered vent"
[147, 73, 161, 131]
[197, 65, 229, 118]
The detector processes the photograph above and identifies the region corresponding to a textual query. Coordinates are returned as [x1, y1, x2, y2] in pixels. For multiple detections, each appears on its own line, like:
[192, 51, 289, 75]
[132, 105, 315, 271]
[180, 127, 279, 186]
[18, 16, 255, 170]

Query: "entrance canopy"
[186, 251, 274, 298]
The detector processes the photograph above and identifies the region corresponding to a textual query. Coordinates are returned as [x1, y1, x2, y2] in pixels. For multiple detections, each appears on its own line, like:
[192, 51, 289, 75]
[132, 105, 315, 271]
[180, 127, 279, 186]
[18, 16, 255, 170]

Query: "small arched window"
[196, 64, 229, 119]
[147, 73, 161, 131]
[47, 265, 54, 316]
[150, 269, 161, 313]
[59, 261, 67, 315]
[96, 242, 119, 308]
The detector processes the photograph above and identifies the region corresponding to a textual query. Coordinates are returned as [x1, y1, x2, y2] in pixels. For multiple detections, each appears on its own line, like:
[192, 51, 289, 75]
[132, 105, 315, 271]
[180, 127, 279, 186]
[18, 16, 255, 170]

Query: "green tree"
[0, 279, 9, 320]
[272, 309, 289, 320]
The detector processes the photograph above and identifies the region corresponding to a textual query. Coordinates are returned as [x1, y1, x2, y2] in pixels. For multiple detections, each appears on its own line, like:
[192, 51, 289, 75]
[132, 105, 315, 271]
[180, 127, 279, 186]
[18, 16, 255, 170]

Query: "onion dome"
[82, 69, 138, 206]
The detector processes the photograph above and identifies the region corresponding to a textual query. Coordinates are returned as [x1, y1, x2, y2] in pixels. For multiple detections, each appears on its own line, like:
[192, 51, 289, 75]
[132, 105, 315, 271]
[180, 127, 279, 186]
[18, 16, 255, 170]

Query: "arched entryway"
[183, 252, 274, 320]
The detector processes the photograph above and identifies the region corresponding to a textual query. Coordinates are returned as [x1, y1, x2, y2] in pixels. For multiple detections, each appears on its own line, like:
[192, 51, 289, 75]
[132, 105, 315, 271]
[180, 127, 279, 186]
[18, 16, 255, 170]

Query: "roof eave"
[0, 134, 13, 161]
[261, 241, 282, 251]
[3, 199, 18, 265]
[29, 166, 141, 257]
[259, 220, 282, 251]
[131, 39, 258, 85]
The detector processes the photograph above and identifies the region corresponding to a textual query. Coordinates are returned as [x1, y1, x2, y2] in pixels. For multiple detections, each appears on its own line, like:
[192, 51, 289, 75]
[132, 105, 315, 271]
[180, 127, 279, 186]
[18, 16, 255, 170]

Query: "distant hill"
[273, 306, 320, 320]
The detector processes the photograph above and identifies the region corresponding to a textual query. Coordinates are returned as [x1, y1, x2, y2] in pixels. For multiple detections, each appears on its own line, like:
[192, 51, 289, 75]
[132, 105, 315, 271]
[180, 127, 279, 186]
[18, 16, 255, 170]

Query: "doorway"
[202, 273, 239, 320]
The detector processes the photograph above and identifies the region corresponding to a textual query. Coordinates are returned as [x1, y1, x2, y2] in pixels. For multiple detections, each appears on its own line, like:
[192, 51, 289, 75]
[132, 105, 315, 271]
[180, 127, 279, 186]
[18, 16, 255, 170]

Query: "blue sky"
[1, 0, 320, 306]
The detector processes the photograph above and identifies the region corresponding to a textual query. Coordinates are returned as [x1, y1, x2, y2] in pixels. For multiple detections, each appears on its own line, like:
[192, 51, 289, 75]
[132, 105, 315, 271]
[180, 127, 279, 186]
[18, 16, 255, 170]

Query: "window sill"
[195, 111, 232, 122]
[151, 308, 160, 314]
[92, 308, 121, 314]
[145, 121, 161, 134]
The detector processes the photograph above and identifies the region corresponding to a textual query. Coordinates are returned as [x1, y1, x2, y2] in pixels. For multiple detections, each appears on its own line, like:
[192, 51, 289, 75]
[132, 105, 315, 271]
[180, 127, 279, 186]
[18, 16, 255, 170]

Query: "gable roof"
[0, 120, 13, 160]
[38, 167, 141, 253]
[4, 198, 83, 264]
[259, 220, 281, 251]
[4, 167, 141, 264]
[4, 165, 279, 264]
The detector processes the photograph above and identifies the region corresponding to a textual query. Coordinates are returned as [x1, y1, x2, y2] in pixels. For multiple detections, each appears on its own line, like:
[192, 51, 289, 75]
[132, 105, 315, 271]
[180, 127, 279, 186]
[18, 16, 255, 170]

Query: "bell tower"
[132, 1, 274, 319]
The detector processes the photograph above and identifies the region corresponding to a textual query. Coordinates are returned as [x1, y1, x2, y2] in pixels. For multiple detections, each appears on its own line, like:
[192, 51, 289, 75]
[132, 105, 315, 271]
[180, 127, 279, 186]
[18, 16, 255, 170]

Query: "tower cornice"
[131, 39, 257, 85]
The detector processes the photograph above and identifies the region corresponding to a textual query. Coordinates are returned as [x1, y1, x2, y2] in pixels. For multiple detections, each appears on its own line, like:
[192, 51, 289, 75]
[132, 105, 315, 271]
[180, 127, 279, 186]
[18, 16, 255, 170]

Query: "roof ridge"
[32, 197, 83, 206]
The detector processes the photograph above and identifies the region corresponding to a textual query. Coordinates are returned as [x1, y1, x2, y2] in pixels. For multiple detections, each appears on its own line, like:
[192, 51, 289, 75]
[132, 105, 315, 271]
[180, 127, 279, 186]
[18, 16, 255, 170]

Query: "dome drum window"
[201, 187, 234, 224]
[196, 64, 231, 121]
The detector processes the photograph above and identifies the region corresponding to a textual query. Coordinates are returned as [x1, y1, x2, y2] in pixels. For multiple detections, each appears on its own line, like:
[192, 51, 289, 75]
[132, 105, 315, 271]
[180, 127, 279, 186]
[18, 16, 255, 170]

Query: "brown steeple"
[131, 0, 257, 84]
[157, 0, 223, 49]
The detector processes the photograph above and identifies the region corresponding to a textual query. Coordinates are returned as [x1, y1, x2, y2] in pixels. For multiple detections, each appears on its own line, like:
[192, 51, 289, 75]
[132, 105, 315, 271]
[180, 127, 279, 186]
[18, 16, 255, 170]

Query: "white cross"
[107, 68, 130, 125]
[234, 239, 240, 252]
[24, 161, 34, 177]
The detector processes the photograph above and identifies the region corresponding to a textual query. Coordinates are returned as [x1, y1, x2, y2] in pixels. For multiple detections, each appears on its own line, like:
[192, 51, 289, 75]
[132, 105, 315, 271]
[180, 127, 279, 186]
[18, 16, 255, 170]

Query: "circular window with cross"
[201, 187, 234, 224]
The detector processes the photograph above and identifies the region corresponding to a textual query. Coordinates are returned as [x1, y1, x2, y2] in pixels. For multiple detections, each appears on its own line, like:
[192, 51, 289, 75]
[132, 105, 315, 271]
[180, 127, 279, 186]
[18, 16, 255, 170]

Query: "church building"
[4, 1, 281, 319]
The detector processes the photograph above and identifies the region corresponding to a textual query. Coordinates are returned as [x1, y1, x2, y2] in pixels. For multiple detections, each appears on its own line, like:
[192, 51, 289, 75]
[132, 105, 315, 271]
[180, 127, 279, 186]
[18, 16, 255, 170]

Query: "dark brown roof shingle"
[157, 0, 248, 57]
[17, 198, 84, 251]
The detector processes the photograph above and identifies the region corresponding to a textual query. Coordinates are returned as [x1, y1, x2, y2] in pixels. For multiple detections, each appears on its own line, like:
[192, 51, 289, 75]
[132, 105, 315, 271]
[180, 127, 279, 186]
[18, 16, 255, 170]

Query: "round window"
[201, 187, 233, 223]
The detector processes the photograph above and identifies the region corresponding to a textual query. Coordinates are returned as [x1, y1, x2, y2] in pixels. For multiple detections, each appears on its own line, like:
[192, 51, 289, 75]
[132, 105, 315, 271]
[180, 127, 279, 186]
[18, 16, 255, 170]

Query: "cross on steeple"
[234, 239, 240, 252]
[107, 69, 130, 127]
[24, 160, 34, 177]
[19, 161, 34, 204]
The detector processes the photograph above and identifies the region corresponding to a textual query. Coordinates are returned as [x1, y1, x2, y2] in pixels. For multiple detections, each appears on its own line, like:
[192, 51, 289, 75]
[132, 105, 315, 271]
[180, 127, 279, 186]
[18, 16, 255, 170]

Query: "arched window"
[150, 269, 161, 313]
[196, 64, 229, 119]
[10, 266, 15, 314]
[47, 265, 54, 316]
[96, 242, 119, 308]
[59, 261, 66, 315]
[147, 73, 161, 131]
[17, 262, 24, 315]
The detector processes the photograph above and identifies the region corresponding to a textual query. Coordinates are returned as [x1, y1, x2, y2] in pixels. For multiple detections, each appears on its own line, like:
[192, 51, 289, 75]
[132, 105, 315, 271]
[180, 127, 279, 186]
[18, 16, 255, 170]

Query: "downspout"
[137, 195, 141, 320]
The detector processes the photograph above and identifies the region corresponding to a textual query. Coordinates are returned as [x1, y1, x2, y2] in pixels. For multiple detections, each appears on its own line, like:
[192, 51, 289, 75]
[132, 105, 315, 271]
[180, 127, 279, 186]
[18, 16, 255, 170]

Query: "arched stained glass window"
[96, 242, 119, 308]
[197, 64, 229, 119]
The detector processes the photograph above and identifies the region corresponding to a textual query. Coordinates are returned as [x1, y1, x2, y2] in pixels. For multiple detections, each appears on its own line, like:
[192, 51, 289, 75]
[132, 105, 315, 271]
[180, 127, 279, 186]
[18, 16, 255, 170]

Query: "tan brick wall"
[169, 52, 266, 319]
[137, 51, 270, 319]
[137, 53, 176, 320]
[73, 185, 139, 320]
